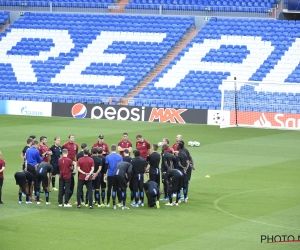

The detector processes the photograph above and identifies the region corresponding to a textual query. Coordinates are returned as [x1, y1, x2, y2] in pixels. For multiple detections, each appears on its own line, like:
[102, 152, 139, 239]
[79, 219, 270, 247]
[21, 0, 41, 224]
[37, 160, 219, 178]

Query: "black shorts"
[15, 172, 27, 187]
[132, 174, 144, 191]
[51, 165, 60, 175]
[37, 173, 49, 188]
[92, 175, 101, 190]
[168, 175, 183, 194]
[113, 175, 127, 191]
[27, 165, 36, 176]
[149, 172, 160, 185]
[100, 173, 106, 189]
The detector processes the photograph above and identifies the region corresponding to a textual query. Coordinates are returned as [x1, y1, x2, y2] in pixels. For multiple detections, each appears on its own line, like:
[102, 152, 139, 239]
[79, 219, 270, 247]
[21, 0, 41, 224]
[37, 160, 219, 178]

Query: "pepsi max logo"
[71, 103, 87, 118]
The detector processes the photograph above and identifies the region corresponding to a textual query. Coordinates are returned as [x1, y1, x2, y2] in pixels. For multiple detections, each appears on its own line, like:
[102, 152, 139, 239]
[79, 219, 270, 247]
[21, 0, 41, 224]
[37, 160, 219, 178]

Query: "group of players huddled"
[0, 133, 194, 210]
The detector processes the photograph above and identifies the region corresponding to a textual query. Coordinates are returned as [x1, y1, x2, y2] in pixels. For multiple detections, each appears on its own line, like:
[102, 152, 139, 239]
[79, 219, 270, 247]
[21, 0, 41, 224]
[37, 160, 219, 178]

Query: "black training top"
[113, 162, 132, 180]
[131, 157, 147, 177]
[147, 152, 161, 174]
[91, 155, 102, 173]
[37, 162, 53, 174]
[50, 145, 62, 167]
[123, 156, 132, 163]
[161, 151, 175, 172]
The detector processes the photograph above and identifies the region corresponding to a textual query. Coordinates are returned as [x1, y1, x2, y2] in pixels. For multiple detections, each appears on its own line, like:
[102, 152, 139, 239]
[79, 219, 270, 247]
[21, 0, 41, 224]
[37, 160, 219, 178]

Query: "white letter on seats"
[52, 31, 166, 86]
[0, 29, 74, 82]
[154, 36, 274, 88]
[264, 38, 300, 83]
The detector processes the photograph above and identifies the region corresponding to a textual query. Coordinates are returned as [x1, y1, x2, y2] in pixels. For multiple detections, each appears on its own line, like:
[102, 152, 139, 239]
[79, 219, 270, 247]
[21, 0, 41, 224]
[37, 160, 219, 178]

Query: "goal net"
[220, 80, 300, 130]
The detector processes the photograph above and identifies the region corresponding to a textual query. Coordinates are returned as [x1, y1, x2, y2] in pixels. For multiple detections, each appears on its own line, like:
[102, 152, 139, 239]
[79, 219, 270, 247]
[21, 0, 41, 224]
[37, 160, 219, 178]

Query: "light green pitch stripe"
[195, 133, 300, 176]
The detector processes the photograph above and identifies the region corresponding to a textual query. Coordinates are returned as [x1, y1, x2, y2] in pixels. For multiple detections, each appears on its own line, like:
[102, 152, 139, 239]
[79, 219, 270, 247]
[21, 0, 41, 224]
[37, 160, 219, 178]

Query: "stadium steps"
[109, 0, 131, 13]
[0, 23, 10, 33]
[125, 28, 199, 100]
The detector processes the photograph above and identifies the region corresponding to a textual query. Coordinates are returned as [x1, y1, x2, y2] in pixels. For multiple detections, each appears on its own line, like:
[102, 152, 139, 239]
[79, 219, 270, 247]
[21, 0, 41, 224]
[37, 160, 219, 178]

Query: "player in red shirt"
[38, 136, 52, 163]
[62, 134, 78, 200]
[0, 151, 6, 204]
[136, 134, 150, 181]
[58, 149, 76, 207]
[62, 134, 79, 161]
[162, 138, 174, 154]
[92, 135, 110, 156]
[117, 132, 133, 157]
[172, 134, 182, 155]
[135, 134, 150, 159]
[76, 148, 94, 209]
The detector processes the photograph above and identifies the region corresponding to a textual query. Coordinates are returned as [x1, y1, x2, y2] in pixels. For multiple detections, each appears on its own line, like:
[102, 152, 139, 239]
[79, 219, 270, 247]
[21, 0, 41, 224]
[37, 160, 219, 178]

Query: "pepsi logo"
[71, 103, 87, 118]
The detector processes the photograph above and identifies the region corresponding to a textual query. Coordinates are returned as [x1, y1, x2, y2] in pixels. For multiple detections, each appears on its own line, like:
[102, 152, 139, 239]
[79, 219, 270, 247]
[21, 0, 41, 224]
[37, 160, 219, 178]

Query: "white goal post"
[219, 80, 300, 130]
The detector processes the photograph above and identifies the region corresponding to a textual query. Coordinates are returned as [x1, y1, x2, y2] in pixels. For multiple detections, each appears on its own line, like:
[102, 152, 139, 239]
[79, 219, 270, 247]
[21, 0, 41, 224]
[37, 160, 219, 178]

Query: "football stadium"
[0, 0, 300, 249]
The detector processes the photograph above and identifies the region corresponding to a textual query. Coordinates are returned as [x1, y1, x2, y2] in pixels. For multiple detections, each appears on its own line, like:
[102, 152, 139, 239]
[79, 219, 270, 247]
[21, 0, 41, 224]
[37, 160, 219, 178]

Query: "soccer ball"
[157, 142, 162, 146]
[213, 112, 222, 125]
[188, 141, 200, 147]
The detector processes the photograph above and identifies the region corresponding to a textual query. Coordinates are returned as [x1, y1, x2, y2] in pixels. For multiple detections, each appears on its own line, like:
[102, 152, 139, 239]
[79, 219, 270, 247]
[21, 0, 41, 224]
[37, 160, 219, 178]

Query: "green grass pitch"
[0, 114, 299, 250]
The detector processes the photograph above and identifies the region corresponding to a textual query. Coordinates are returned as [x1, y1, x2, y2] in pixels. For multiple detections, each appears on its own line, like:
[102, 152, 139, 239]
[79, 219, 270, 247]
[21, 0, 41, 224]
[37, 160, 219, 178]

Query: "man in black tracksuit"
[97, 147, 107, 207]
[36, 162, 53, 204]
[178, 141, 194, 201]
[112, 161, 132, 210]
[131, 150, 147, 207]
[165, 169, 183, 206]
[143, 180, 160, 208]
[122, 149, 134, 204]
[160, 144, 176, 201]
[146, 144, 161, 185]
[14, 170, 34, 204]
[90, 147, 102, 207]
[177, 142, 190, 203]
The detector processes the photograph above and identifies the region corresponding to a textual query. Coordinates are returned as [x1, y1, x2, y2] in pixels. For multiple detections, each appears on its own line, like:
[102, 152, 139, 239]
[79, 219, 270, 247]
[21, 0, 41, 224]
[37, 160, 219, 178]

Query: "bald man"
[171, 135, 182, 170]
[171, 135, 182, 154]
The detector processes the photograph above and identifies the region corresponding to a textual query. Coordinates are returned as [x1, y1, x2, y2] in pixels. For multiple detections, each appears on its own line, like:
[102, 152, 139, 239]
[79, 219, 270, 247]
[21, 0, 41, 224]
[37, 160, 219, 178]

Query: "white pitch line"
[214, 186, 300, 231]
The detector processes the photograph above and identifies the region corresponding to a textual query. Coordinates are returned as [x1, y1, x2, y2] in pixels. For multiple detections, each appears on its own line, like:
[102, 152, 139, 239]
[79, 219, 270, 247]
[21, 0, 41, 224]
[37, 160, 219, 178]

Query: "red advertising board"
[231, 111, 300, 129]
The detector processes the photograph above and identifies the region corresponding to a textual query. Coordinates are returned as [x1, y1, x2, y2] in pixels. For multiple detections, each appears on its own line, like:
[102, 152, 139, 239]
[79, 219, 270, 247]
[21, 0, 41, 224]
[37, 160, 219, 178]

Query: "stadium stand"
[0, 13, 194, 103]
[126, 0, 276, 12]
[135, 18, 300, 111]
[0, 11, 299, 112]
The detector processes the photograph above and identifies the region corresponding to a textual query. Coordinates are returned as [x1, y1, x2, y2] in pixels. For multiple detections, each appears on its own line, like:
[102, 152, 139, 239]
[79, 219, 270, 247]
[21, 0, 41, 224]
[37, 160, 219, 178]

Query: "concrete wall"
[9, 11, 22, 24]
[195, 16, 209, 29]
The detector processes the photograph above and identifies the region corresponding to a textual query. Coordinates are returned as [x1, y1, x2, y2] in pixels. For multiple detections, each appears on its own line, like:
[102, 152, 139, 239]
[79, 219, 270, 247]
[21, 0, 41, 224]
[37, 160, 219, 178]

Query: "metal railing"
[0, 2, 277, 18]
[124, 4, 276, 18]
[0, 92, 217, 108]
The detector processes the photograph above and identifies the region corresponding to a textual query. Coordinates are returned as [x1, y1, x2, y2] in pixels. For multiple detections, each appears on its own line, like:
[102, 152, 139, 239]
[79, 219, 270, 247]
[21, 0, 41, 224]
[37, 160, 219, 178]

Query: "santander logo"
[253, 113, 271, 127]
